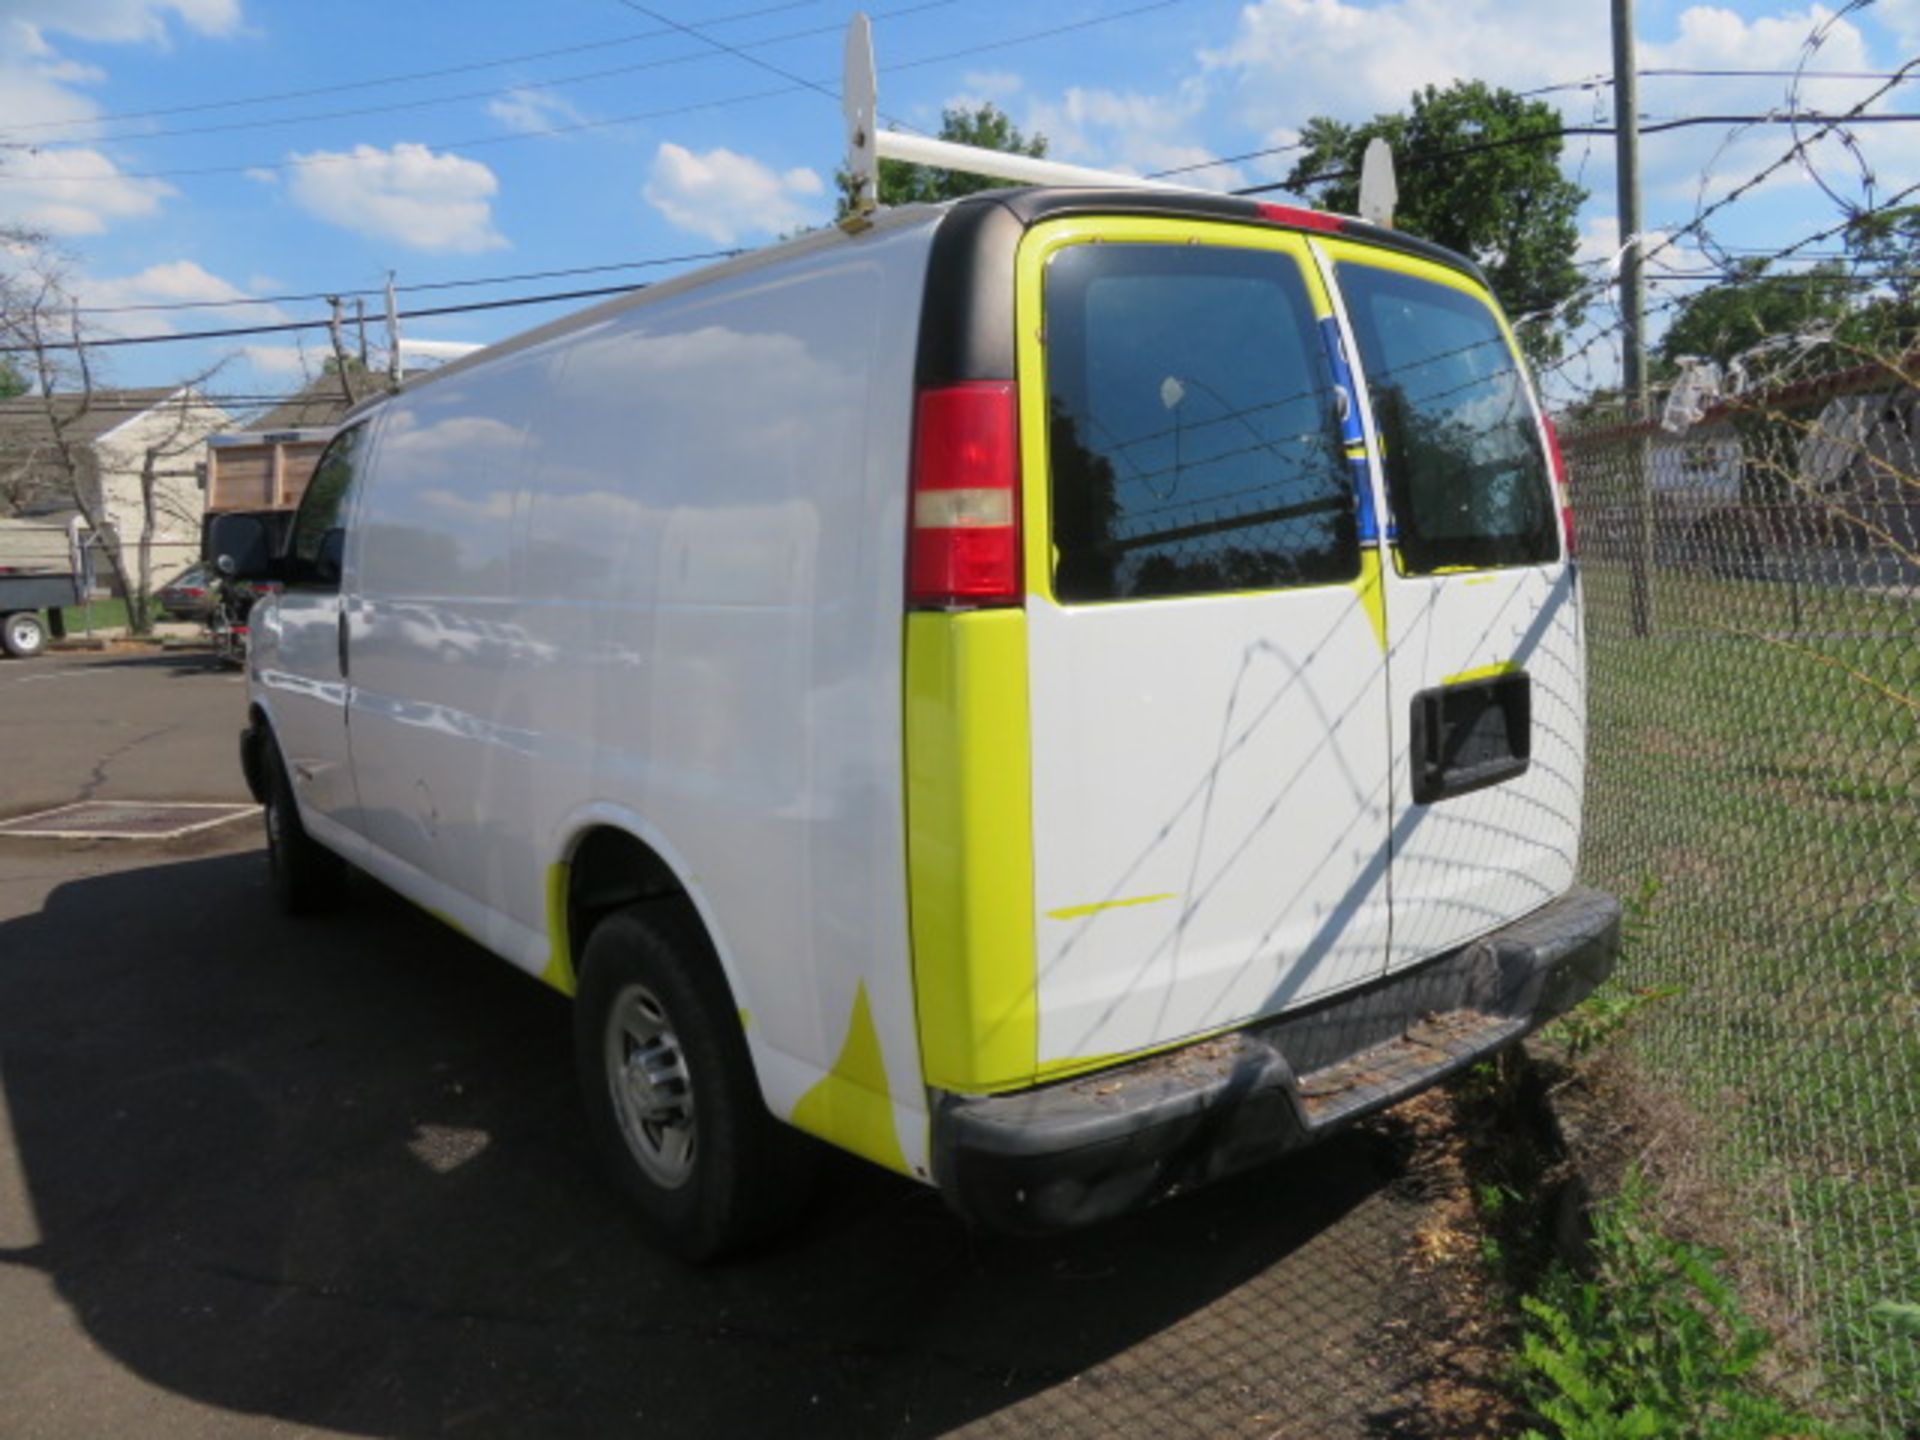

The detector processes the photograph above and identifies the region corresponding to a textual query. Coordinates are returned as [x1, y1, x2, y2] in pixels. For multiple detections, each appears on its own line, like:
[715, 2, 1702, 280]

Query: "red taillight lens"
[1256, 202, 1344, 233]
[1542, 415, 1576, 558]
[909, 382, 1021, 607]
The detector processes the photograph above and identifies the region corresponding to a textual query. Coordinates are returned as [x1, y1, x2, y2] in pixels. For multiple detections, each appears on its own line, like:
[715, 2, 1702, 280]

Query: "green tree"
[1655, 258, 1855, 372]
[0, 358, 25, 401]
[1285, 81, 1588, 365]
[836, 102, 1046, 218]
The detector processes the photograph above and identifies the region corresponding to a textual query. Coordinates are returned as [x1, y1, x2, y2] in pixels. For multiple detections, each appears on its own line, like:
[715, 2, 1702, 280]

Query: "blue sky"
[3, 0, 1915, 410]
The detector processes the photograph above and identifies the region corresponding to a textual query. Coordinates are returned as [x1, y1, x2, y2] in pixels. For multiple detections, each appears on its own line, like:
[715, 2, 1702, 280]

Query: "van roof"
[360, 186, 1486, 415]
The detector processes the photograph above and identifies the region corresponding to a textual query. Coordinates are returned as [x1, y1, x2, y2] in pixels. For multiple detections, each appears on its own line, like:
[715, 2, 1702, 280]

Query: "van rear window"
[1043, 244, 1357, 603]
[1336, 263, 1558, 573]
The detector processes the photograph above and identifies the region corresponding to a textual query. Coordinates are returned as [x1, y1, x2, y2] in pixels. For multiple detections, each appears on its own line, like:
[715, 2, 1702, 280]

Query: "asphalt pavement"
[0, 650, 1437, 1438]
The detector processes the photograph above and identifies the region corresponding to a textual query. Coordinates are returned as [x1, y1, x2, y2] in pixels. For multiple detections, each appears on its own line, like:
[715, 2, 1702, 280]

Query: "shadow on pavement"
[0, 848, 1421, 1438]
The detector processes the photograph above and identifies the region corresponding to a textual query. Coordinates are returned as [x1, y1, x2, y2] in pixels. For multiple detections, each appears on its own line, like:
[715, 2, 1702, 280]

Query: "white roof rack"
[841, 12, 1211, 219]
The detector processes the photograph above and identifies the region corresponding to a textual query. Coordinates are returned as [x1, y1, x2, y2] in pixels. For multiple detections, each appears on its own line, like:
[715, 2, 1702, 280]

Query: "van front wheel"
[574, 902, 816, 1262]
[263, 740, 346, 914]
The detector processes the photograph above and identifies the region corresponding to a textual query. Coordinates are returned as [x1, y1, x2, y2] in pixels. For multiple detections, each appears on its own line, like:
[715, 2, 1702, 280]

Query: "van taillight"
[908, 382, 1021, 607]
[1543, 416, 1576, 558]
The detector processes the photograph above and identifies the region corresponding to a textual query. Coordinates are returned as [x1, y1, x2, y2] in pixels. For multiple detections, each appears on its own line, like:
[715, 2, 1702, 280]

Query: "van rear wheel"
[574, 902, 816, 1262]
[263, 740, 346, 915]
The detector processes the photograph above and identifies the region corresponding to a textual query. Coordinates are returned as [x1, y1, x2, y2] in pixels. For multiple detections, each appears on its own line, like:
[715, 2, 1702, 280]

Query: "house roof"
[0, 388, 182, 449]
[246, 372, 394, 431]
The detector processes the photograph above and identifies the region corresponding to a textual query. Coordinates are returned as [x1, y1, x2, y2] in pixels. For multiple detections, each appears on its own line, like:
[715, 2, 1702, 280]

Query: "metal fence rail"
[1564, 369, 1919, 1431]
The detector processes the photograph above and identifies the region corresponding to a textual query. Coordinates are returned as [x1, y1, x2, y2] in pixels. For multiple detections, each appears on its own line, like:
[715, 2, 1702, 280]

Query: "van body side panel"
[1318, 238, 1585, 969]
[1017, 217, 1397, 1072]
[500, 228, 935, 1174]
[904, 610, 1039, 1093]
[345, 347, 548, 968]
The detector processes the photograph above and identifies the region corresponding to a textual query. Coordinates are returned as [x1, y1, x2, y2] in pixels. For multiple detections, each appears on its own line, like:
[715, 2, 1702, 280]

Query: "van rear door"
[1018, 218, 1395, 1079]
[1322, 242, 1584, 970]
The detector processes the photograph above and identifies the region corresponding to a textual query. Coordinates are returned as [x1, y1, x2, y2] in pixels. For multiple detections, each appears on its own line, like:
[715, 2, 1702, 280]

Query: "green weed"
[1514, 1173, 1848, 1439]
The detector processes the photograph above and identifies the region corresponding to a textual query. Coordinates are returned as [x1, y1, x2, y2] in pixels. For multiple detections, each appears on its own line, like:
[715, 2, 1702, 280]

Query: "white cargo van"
[214, 185, 1617, 1259]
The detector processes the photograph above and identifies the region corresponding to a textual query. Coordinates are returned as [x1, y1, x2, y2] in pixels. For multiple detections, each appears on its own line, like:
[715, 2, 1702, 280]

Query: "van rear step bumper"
[930, 885, 1619, 1236]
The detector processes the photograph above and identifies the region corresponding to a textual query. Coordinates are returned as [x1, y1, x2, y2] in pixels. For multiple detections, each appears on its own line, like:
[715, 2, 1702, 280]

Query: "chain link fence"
[1562, 360, 1919, 1430]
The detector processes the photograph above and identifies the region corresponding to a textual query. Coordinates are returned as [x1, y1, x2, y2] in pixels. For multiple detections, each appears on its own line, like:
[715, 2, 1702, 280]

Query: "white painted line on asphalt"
[0, 801, 256, 841]
[0, 1077, 42, 1252]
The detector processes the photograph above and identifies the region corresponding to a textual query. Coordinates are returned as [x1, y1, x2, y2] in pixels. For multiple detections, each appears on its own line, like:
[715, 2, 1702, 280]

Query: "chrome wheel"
[604, 982, 696, 1189]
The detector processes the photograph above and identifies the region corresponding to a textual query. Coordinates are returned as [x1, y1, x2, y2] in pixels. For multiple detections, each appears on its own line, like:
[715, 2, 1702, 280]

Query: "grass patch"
[1576, 561, 1918, 1428]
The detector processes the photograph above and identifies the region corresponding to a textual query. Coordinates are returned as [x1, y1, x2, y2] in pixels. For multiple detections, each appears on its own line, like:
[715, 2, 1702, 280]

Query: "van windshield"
[1043, 243, 1357, 602]
[1336, 263, 1558, 573]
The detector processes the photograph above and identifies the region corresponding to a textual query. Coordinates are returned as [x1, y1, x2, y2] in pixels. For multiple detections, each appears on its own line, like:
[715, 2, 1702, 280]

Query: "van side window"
[289, 423, 366, 588]
[1335, 264, 1558, 573]
[1043, 244, 1357, 603]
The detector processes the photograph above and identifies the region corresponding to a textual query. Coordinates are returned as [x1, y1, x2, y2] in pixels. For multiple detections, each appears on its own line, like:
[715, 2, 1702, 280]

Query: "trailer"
[204, 427, 337, 516]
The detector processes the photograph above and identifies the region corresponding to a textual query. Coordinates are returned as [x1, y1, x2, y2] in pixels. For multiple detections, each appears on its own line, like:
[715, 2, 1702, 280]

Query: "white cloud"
[239, 343, 313, 377]
[1023, 82, 1241, 186]
[75, 259, 288, 340]
[0, 3, 247, 235]
[242, 167, 278, 185]
[642, 143, 823, 244]
[0, 147, 174, 236]
[958, 70, 1022, 98]
[4, 0, 242, 46]
[285, 143, 507, 254]
[486, 86, 586, 136]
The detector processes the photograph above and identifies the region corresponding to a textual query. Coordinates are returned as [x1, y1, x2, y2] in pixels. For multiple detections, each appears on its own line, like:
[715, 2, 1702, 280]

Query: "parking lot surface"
[1, 651, 1441, 1438]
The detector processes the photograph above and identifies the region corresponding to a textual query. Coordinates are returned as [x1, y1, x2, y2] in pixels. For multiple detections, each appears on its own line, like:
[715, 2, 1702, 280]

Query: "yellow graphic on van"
[1443, 660, 1521, 686]
[540, 860, 576, 996]
[1045, 892, 1177, 922]
[1354, 548, 1388, 653]
[904, 609, 1039, 1092]
[790, 982, 909, 1176]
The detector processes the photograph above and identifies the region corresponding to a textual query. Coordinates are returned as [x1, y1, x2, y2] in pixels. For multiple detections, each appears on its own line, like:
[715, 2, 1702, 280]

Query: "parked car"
[213, 183, 1619, 1260]
[156, 563, 216, 621]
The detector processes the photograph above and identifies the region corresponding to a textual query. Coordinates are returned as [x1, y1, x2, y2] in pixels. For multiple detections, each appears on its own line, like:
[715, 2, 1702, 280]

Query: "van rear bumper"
[930, 885, 1619, 1236]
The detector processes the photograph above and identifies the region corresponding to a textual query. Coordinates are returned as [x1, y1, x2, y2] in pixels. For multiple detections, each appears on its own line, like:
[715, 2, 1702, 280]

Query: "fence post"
[1629, 426, 1655, 636]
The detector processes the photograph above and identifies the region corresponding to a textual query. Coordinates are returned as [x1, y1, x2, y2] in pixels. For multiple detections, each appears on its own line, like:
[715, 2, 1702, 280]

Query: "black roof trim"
[914, 187, 1488, 388]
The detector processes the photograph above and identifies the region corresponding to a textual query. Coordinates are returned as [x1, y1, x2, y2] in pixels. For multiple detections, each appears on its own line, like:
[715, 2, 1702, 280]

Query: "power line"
[68, 250, 743, 317]
[0, 0, 820, 137]
[7, 1, 952, 149]
[0, 0, 1205, 185]
[1, 281, 657, 354]
[1219, 112, 1920, 196]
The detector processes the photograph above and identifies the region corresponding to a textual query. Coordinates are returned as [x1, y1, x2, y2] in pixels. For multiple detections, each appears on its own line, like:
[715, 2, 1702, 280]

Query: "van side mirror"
[209, 512, 276, 581]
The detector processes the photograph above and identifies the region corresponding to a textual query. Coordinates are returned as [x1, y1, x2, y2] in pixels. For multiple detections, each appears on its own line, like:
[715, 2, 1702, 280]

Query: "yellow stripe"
[538, 860, 575, 996]
[1354, 547, 1387, 653]
[789, 982, 909, 1175]
[1044, 892, 1177, 922]
[1443, 659, 1520, 686]
[904, 609, 1038, 1093]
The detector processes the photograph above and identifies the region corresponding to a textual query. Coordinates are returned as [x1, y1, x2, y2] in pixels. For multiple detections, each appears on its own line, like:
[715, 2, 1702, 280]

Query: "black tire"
[2, 611, 47, 659]
[573, 901, 817, 1262]
[263, 737, 346, 915]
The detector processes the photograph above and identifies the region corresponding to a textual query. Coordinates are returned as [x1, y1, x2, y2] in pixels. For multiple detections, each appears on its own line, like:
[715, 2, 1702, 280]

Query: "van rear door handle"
[337, 608, 350, 679]
[1409, 672, 1531, 804]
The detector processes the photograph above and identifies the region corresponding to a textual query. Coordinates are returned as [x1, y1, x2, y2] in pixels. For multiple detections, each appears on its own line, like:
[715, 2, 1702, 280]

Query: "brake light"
[1542, 415, 1575, 557]
[1256, 203, 1344, 234]
[908, 382, 1020, 607]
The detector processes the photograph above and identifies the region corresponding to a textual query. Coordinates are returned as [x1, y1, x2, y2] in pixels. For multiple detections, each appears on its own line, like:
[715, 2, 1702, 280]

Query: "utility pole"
[326, 296, 356, 406]
[355, 297, 370, 370]
[384, 271, 403, 388]
[1612, 0, 1654, 636]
